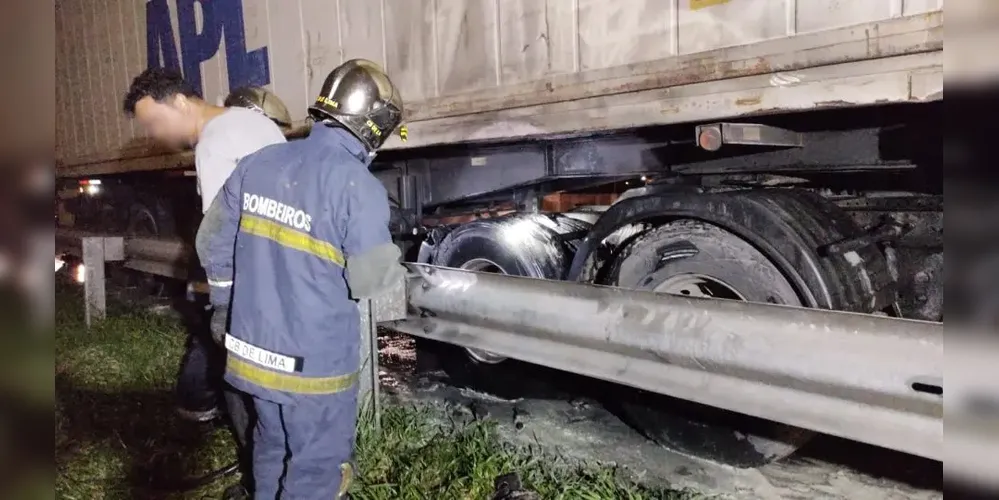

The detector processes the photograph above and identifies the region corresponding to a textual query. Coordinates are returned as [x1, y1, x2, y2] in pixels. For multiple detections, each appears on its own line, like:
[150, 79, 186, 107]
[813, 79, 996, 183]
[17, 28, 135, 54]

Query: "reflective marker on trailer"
[75, 263, 86, 283]
[78, 179, 102, 196]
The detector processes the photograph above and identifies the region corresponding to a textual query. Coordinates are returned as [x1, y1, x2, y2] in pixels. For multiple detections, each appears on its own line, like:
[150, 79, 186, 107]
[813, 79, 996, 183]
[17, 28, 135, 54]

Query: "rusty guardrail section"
[55, 228, 944, 462]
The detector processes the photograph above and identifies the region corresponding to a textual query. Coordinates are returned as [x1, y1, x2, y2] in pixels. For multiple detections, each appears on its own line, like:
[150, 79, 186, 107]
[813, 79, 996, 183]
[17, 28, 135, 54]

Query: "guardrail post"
[357, 276, 408, 428]
[357, 299, 379, 427]
[81, 236, 124, 328]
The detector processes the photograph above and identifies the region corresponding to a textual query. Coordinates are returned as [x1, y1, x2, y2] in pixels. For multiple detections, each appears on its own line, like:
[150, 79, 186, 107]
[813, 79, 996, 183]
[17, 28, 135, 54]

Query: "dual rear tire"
[425, 213, 590, 398]
[604, 219, 813, 467]
[109, 200, 176, 296]
[423, 214, 813, 467]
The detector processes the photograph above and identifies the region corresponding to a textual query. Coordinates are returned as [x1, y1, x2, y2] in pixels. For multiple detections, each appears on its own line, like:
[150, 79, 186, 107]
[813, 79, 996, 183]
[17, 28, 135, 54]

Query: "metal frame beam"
[695, 122, 804, 151]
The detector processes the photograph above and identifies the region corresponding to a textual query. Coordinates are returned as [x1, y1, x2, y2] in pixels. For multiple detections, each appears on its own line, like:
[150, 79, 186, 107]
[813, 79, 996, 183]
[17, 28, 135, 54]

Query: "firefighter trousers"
[252, 386, 358, 499]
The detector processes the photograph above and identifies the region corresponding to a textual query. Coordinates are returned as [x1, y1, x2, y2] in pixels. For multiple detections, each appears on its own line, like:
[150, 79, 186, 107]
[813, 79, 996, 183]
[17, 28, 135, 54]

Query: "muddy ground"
[376, 332, 941, 500]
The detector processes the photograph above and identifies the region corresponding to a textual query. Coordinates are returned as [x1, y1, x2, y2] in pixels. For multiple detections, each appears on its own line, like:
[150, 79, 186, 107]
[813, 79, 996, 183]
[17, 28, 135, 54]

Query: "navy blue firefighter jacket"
[202, 124, 395, 405]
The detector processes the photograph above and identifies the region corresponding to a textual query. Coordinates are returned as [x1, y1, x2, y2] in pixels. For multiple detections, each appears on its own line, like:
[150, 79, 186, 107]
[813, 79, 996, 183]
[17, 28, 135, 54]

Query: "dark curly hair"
[122, 67, 201, 115]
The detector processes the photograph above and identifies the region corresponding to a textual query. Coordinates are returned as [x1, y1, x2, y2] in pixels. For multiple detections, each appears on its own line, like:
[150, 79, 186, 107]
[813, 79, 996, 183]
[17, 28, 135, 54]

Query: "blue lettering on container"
[145, 0, 270, 95]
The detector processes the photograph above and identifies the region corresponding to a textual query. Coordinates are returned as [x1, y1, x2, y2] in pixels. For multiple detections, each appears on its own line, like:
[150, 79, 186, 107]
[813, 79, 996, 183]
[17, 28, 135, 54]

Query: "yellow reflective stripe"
[239, 214, 345, 266]
[227, 357, 358, 394]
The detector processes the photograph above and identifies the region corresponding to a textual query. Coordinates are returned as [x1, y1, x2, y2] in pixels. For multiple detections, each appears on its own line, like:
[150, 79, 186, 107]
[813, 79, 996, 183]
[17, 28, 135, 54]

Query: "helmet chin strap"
[318, 119, 376, 158]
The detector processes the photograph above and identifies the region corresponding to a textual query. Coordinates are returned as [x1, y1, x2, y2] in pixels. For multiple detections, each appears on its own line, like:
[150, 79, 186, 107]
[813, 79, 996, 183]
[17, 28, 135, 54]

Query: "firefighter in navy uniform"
[203, 59, 406, 499]
[224, 86, 294, 131]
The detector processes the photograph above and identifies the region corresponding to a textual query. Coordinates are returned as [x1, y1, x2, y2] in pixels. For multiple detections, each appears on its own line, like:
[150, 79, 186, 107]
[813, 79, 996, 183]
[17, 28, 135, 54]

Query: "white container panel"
[577, 0, 675, 70]
[903, 0, 944, 16]
[300, 0, 344, 108]
[383, 0, 438, 101]
[678, 0, 788, 55]
[796, 0, 900, 34]
[267, 0, 309, 114]
[498, 0, 577, 84]
[435, 0, 500, 95]
[55, 0, 940, 166]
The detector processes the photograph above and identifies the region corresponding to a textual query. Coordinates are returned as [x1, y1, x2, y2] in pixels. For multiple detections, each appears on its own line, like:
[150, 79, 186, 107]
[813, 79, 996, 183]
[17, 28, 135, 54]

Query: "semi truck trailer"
[55, 0, 944, 467]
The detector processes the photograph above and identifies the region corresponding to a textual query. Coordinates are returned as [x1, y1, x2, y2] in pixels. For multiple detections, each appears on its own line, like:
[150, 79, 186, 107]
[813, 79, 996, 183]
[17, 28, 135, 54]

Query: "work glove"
[491, 473, 538, 500]
[210, 305, 229, 346]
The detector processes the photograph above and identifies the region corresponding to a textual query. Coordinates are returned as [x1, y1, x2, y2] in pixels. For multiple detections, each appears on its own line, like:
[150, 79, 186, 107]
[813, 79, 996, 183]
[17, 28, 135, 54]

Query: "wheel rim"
[651, 271, 805, 463]
[459, 258, 509, 365]
[655, 273, 746, 301]
[129, 207, 158, 237]
[126, 207, 163, 295]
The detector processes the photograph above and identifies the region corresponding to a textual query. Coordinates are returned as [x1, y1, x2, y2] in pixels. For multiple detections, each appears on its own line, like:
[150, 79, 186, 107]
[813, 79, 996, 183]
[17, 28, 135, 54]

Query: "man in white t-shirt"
[123, 68, 287, 426]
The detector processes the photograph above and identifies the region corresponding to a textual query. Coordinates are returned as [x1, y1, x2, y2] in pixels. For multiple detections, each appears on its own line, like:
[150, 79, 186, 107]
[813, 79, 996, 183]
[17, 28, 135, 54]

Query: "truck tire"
[605, 219, 814, 467]
[427, 213, 590, 397]
[129, 199, 176, 236]
[111, 199, 177, 295]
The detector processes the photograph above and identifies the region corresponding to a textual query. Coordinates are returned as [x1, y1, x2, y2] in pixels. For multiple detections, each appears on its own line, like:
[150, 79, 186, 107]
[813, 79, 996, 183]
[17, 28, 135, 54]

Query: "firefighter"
[203, 59, 407, 499]
[224, 86, 294, 131]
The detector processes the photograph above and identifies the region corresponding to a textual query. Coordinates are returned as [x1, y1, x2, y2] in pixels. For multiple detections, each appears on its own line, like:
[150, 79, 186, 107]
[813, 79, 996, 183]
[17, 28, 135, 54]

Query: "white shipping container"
[55, 0, 942, 174]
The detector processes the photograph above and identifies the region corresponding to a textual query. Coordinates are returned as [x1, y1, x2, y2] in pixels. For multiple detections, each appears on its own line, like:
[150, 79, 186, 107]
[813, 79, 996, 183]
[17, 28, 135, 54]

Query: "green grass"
[55, 282, 695, 499]
[0, 289, 55, 500]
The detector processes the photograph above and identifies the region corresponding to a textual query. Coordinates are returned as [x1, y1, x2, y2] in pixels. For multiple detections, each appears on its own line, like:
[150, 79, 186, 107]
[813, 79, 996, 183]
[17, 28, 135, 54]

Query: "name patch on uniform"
[243, 193, 313, 231]
[225, 333, 300, 374]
